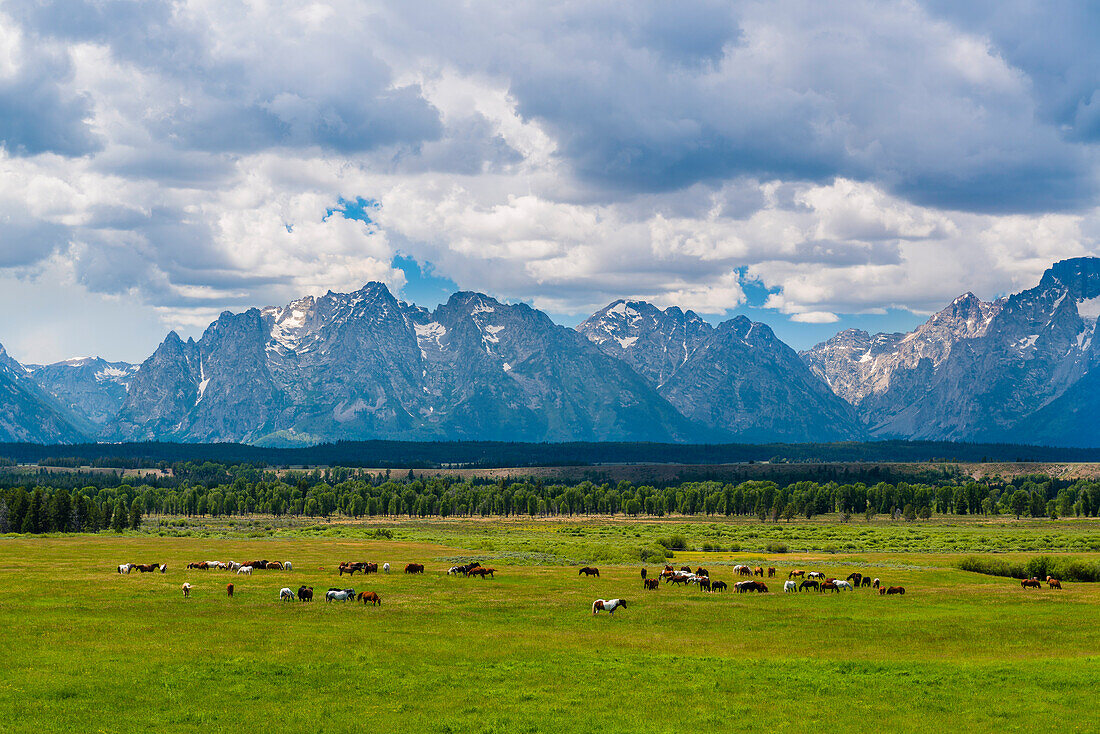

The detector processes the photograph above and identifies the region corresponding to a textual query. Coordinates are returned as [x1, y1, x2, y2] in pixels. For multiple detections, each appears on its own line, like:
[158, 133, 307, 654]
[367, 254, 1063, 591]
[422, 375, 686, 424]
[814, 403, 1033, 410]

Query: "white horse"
[237, 566, 253, 576]
[783, 580, 797, 593]
[117, 563, 132, 574]
[835, 580, 853, 591]
[228, 562, 241, 572]
[808, 571, 825, 580]
[592, 598, 627, 615]
[279, 587, 295, 602]
[383, 563, 390, 573]
[181, 583, 192, 597]
[326, 589, 354, 603]
[283, 561, 292, 572]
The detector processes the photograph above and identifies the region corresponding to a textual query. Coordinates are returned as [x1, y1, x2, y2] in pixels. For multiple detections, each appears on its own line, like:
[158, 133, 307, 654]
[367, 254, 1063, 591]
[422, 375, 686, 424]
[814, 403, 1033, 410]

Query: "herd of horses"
[1022, 576, 1063, 589]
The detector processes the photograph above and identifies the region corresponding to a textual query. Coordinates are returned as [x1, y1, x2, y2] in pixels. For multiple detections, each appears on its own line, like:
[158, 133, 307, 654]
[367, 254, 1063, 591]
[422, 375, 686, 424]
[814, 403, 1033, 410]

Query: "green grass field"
[2, 518, 1098, 732]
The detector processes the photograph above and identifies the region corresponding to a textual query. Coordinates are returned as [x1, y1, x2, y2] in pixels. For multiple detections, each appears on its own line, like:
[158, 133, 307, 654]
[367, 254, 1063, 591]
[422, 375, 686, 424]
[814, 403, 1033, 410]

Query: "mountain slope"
[579, 301, 866, 442]
[27, 357, 137, 428]
[0, 344, 89, 443]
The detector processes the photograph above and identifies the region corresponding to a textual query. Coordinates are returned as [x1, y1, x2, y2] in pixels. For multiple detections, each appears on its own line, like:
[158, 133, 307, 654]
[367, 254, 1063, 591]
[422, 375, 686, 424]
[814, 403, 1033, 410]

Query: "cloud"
[0, 0, 1098, 362]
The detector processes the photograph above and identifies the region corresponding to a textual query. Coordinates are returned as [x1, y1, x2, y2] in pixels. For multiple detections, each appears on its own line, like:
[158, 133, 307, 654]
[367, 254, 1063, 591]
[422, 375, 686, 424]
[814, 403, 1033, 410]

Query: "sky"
[1, 1, 1099, 363]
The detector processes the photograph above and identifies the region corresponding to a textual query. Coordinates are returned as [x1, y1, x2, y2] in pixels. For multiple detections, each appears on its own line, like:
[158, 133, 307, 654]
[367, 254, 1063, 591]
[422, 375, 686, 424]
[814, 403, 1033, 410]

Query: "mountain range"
[3, 257, 1100, 447]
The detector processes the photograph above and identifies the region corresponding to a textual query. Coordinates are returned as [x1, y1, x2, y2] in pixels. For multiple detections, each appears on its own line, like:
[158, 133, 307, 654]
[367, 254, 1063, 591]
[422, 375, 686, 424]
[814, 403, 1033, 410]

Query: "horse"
[267, 562, 283, 571]
[860, 576, 872, 587]
[187, 562, 203, 570]
[784, 580, 797, 593]
[695, 567, 709, 577]
[578, 567, 600, 577]
[404, 563, 425, 574]
[340, 562, 367, 576]
[326, 589, 355, 603]
[358, 591, 381, 606]
[800, 579, 819, 592]
[788, 569, 805, 579]
[640, 568, 647, 581]
[1048, 578, 1062, 589]
[226, 583, 234, 598]
[872, 578, 880, 589]
[643, 578, 659, 590]
[237, 566, 253, 576]
[734, 565, 753, 576]
[698, 578, 712, 592]
[767, 567, 776, 578]
[280, 587, 295, 602]
[298, 586, 313, 601]
[753, 566, 764, 577]
[228, 562, 242, 572]
[680, 566, 692, 573]
[711, 581, 728, 592]
[670, 574, 691, 587]
[808, 571, 824, 580]
[181, 583, 192, 597]
[383, 563, 390, 573]
[283, 561, 293, 572]
[469, 567, 495, 578]
[117, 563, 132, 574]
[820, 581, 839, 593]
[134, 563, 164, 573]
[1021, 578, 1042, 589]
[835, 580, 853, 591]
[846, 573, 863, 587]
[885, 586, 905, 595]
[592, 599, 627, 615]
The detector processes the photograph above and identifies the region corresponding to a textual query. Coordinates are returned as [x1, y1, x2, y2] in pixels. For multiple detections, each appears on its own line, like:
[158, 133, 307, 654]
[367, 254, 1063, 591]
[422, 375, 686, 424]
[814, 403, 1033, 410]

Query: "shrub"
[765, 541, 789, 554]
[958, 555, 1100, 583]
[656, 534, 687, 551]
[639, 544, 671, 562]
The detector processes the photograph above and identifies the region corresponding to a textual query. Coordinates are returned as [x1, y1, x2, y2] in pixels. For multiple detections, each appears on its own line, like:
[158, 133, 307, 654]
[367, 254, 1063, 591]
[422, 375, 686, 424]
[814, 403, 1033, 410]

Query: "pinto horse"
[181, 583, 192, 597]
[279, 587, 295, 602]
[643, 578, 659, 590]
[578, 567, 600, 577]
[134, 563, 165, 573]
[358, 591, 382, 606]
[117, 563, 132, 574]
[670, 574, 691, 586]
[872, 578, 881, 589]
[784, 580, 797, 593]
[592, 599, 627, 615]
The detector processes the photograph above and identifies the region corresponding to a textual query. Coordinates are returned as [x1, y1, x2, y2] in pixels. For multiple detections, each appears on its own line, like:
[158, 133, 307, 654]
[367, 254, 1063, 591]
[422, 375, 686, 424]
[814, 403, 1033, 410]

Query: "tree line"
[3, 462, 1100, 534]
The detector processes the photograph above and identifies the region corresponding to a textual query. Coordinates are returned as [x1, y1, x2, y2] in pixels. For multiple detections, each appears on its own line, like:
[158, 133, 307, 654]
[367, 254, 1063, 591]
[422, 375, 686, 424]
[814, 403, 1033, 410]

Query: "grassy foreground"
[1, 522, 1098, 732]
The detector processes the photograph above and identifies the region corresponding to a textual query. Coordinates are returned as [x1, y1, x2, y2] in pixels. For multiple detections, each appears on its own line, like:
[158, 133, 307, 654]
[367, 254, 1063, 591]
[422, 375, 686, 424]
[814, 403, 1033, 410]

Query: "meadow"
[1, 516, 1098, 733]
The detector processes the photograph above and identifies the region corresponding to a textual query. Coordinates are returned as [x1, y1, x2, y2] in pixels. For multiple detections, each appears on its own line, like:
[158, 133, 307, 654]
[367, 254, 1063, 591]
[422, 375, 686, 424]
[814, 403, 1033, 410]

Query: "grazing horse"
[784, 580, 797, 593]
[404, 563, 425, 574]
[134, 563, 165, 573]
[733, 565, 753, 576]
[885, 586, 905, 595]
[820, 581, 839, 593]
[280, 587, 295, 602]
[578, 567, 600, 577]
[358, 591, 381, 606]
[181, 583, 192, 597]
[1021, 578, 1042, 589]
[872, 578, 881, 589]
[808, 571, 824, 580]
[383, 563, 390, 573]
[846, 573, 863, 587]
[860, 576, 872, 587]
[469, 567, 495, 579]
[680, 566, 692, 573]
[267, 562, 283, 571]
[226, 583, 234, 598]
[767, 567, 776, 578]
[237, 566, 253, 576]
[711, 581, 728, 592]
[788, 570, 805, 579]
[643, 578, 659, 590]
[592, 599, 627, 615]
[326, 589, 355, 603]
[670, 574, 691, 587]
[695, 567, 709, 577]
[698, 578, 711, 592]
[640, 568, 647, 581]
[1048, 578, 1062, 589]
[283, 561, 293, 571]
[117, 563, 132, 574]
[297, 586, 313, 602]
[800, 579, 819, 592]
[753, 566, 764, 577]
[228, 562, 242, 572]
[835, 580, 853, 591]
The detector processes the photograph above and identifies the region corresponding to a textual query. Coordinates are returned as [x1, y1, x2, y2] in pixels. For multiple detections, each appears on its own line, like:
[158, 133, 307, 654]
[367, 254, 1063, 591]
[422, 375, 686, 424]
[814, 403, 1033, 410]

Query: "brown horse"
[820, 581, 839, 593]
[695, 567, 708, 577]
[788, 570, 805, 579]
[643, 578, 659, 590]
[1021, 578, 1042, 589]
[267, 561, 283, 571]
[404, 563, 425, 574]
[1048, 578, 1062, 589]
[469, 567, 496, 578]
[885, 586, 905, 595]
[847, 573, 863, 587]
[358, 591, 382, 606]
[578, 567, 600, 577]
[680, 566, 692, 573]
[767, 567, 776, 578]
[753, 566, 764, 577]
[134, 563, 165, 573]
[226, 583, 234, 598]
[670, 574, 690, 586]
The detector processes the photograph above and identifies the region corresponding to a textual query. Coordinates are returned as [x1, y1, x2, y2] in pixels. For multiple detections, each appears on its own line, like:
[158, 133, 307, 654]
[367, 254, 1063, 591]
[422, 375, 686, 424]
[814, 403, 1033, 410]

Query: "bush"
[958, 555, 1100, 583]
[639, 544, 671, 563]
[765, 541, 789, 554]
[656, 534, 687, 551]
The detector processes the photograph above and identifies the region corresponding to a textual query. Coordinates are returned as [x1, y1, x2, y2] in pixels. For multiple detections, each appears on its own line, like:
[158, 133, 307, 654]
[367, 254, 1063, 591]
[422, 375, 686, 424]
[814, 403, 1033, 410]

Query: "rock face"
[26, 358, 137, 427]
[579, 302, 866, 442]
[0, 344, 88, 443]
[802, 257, 1100, 444]
[111, 284, 704, 445]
